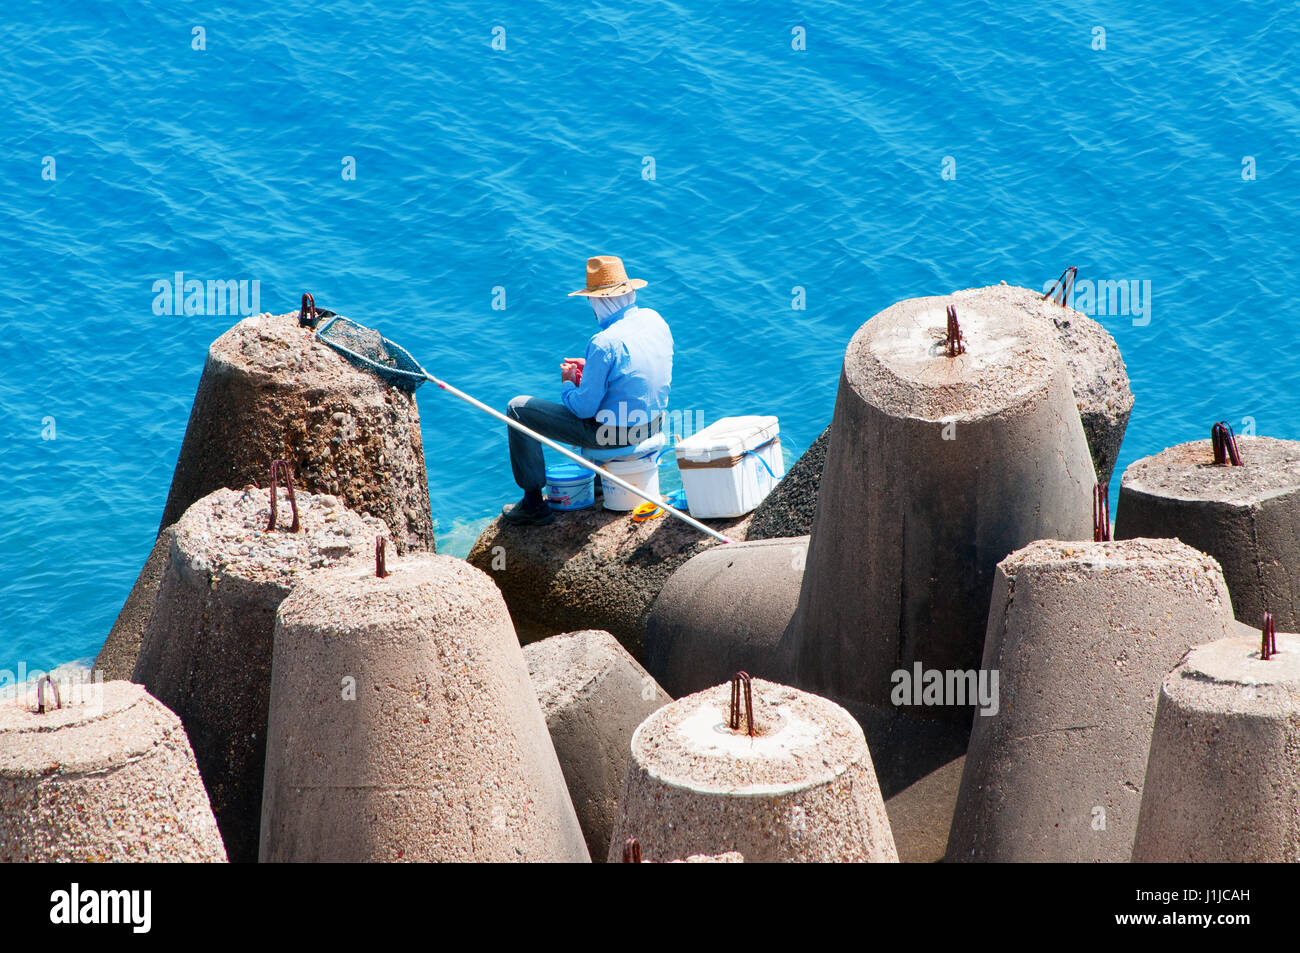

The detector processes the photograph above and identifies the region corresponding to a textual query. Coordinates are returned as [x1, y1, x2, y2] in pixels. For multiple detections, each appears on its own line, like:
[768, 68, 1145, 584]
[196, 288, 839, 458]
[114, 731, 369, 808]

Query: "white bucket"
[602, 454, 660, 511]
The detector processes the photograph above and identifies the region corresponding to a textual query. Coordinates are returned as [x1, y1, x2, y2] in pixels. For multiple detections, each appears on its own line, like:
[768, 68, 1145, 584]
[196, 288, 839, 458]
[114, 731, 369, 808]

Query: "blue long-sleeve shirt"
[561, 304, 673, 428]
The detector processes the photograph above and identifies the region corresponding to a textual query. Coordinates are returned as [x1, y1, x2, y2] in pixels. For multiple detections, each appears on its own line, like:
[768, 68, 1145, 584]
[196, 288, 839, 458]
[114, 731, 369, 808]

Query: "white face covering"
[591, 290, 636, 321]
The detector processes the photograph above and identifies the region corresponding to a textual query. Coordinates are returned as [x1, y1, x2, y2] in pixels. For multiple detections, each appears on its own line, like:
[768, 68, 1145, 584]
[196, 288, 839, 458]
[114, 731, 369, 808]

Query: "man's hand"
[561, 360, 583, 386]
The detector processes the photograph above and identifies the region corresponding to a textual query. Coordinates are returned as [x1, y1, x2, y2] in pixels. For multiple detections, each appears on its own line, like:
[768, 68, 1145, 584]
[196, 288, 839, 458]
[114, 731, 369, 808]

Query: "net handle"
[315, 315, 735, 544]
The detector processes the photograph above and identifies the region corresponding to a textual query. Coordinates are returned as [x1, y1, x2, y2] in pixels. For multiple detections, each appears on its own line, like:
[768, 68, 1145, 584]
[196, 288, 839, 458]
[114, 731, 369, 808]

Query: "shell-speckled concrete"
[1133, 634, 1300, 862]
[947, 538, 1236, 863]
[159, 311, 434, 553]
[133, 486, 387, 863]
[1, 681, 226, 863]
[260, 554, 589, 862]
[609, 678, 898, 862]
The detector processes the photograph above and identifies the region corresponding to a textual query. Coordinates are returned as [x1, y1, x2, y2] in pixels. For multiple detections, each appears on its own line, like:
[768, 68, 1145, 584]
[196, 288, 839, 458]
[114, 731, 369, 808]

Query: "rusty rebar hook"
[622, 838, 642, 863]
[266, 459, 300, 533]
[376, 536, 388, 578]
[1211, 422, 1243, 466]
[944, 304, 966, 357]
[1261, 611, 1278, 661]
[1093, 483, 1111, 542]
[729, 671, 755, 737]
[299, 292, 318, 329]
[36, 674, 61, 714]
[1042, 266, 1077, 307]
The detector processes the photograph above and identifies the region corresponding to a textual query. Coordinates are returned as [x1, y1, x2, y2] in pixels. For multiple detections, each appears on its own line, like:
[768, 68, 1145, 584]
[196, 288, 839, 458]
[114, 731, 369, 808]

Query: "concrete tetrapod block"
[158, 311, 434, 552]
[1132, 633, 1300, 862]
[644, 536, 807, 698]
[467, 507, 749, 657]
[789, 290, 1096, 723]
[94, 525, 175, 681]
[746, 282, 1132, 538]
[645, 534, 966, 860]
[523, 630, 670, 862]
[883, 754, 965, 863]
[1116, 435, 1300, 630]
[608, 678, 899, 862]
[946, 538, 1236, 863]
[0, 681, 226, 862]
[133, 486, 387, 863]
[983, 284, 1133, 487]
[260, 554, 589, 862]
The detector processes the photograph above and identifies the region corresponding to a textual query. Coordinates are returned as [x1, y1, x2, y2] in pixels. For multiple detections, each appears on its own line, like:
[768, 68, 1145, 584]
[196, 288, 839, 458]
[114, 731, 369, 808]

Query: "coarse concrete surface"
[644, 536, 807, 697]
[159, 310, 434, 552]
[947, 538, 1236, 862]
[609, 678, 899, 862]
[467, 505, 749, 658]
[94, 525, 175, 681]
[747, 428, 829, 540]
[790, 290, 1096, 723]
[1116, 435, 1300, 630]
[964, 284, 1132, 487]
[1132, 633, 1300, 862]
[883, 754, 965, 863]
[524, 629, 670, 862]
[260, 553, 589, 862]
[133, 485, 387, 862]
[0, 680, 226, 862]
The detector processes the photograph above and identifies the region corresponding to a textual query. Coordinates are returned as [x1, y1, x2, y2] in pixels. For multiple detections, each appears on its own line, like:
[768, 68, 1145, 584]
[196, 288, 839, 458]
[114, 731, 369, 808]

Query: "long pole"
[425, 372, 734, 545]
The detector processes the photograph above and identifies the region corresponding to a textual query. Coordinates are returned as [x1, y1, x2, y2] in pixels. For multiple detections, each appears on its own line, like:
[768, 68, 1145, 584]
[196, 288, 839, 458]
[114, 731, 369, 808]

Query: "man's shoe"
[502, 498, 556, 526]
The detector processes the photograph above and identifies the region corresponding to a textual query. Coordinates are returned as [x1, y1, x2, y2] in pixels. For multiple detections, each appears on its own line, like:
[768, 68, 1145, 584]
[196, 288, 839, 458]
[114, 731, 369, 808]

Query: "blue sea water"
[1, 1, 1298, 672]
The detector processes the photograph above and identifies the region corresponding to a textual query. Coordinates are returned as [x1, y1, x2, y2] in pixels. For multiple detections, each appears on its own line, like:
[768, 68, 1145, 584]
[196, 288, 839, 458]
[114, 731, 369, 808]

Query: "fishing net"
[316, 316, 427, 392]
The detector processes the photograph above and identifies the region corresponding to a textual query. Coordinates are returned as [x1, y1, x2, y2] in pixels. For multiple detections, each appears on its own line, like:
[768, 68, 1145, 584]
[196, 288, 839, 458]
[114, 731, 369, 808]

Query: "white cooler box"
[674, 415, 785, 519]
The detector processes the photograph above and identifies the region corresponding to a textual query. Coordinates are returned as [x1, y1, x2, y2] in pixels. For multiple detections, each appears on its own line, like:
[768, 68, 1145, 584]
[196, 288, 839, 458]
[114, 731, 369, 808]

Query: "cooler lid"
[674, 415, 780, 463]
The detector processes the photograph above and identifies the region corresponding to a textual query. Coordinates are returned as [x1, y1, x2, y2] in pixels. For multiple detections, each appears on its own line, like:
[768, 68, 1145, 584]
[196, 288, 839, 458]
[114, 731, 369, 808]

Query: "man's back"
[563, 304, 673, 428]
[502, 255, 665, 525]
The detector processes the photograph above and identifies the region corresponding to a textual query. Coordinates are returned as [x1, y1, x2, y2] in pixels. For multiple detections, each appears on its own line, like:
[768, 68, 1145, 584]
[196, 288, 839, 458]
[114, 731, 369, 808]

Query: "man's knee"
[506, 395, 531, 420]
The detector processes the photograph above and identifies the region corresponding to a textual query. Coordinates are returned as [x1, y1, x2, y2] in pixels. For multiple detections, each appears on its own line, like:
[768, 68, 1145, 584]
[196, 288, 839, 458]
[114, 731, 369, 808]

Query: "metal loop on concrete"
[299, 292, 317, 329]
[1211, 421, 1244, 466]
[622, 837, 642, 863]
[36, 675, 61, 714]
[1262, 611, 1278, 661]
[1042, 265, 1077, 307]
[1093, 483, 1111, 542]
[266, 459, 301, 533]
[944, 304, 965, 357]
[729, 671, 754, 737]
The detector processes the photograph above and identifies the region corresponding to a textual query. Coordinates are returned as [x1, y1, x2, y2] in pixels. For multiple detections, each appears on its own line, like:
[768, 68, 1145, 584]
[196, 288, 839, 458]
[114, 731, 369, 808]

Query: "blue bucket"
[545, 462, 595, 510]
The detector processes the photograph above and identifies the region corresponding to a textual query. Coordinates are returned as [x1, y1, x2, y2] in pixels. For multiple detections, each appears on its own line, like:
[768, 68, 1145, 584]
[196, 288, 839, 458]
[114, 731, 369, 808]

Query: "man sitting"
[502, 255, 673, 525]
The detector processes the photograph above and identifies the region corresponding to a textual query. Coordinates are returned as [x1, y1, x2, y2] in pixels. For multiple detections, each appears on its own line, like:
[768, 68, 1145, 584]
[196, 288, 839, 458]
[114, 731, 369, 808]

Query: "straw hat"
[568, 255, 648, 297]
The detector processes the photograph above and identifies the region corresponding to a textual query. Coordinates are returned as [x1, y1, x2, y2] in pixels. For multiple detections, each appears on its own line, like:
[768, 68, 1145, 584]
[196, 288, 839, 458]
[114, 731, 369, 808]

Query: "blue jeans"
[506, 396, 658, 491]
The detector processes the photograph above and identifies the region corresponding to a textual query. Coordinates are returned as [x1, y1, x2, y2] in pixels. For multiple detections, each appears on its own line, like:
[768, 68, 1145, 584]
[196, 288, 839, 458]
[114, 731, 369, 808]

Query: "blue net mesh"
[315, 316, 427, 392]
